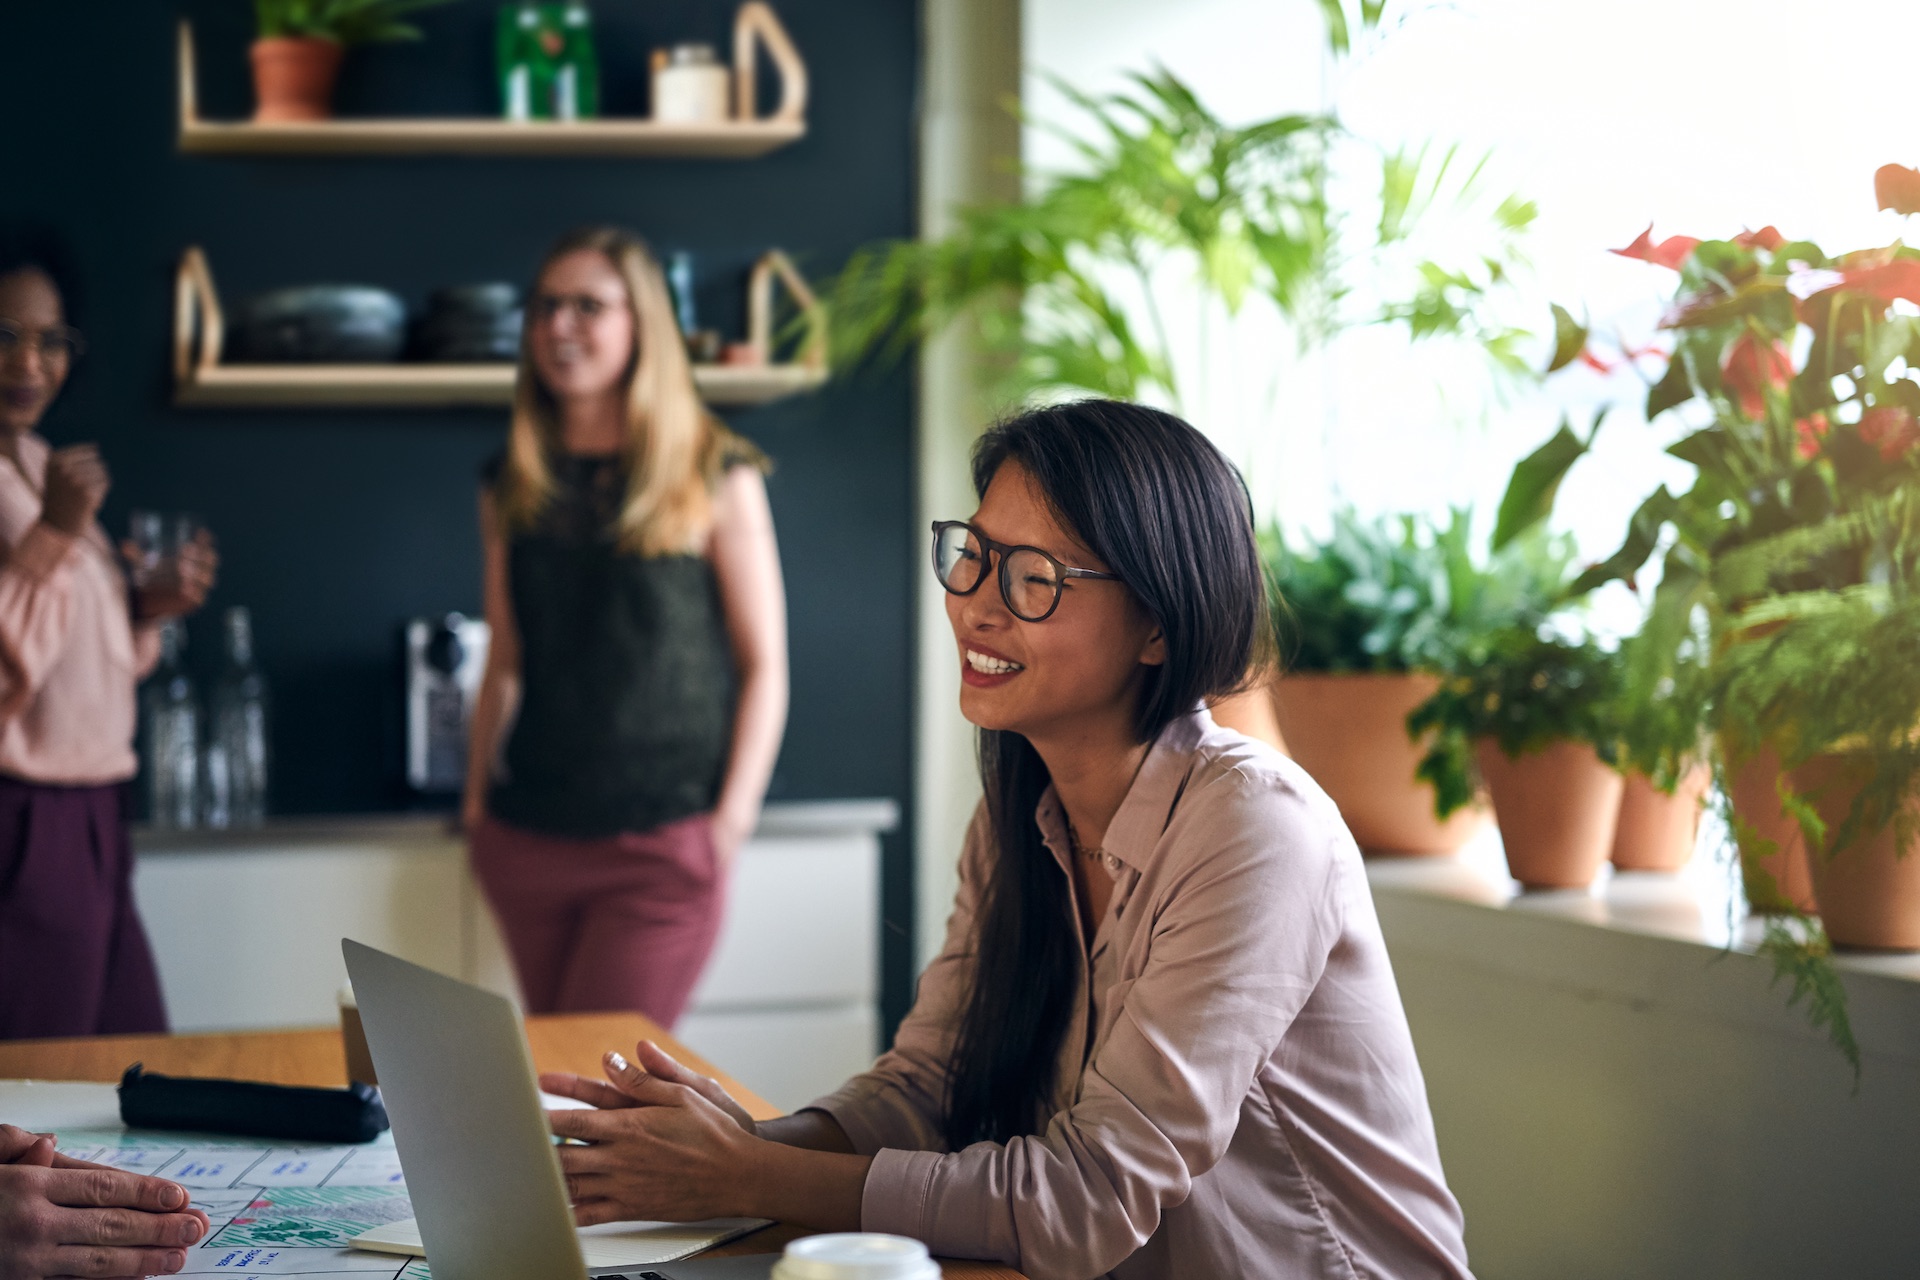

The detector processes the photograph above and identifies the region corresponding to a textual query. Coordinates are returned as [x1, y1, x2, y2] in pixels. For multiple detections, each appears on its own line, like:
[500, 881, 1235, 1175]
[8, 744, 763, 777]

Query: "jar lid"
[664, 42, 719, 65]
[772, 1234, 941, 1280]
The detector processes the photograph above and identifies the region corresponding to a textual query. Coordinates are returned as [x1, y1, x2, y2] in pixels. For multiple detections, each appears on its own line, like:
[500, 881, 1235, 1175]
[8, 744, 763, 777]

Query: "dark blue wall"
[2, 0, 919, 1024]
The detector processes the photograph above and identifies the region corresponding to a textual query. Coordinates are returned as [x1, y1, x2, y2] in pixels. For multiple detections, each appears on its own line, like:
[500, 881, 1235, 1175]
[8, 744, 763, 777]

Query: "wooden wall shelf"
[177, 5, 807, 158]
[172, 247, 827, 411]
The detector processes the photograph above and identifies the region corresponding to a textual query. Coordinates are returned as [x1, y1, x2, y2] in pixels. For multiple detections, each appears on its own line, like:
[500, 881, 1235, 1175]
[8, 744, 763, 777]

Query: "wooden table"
[0, 1015, 1023, 1280]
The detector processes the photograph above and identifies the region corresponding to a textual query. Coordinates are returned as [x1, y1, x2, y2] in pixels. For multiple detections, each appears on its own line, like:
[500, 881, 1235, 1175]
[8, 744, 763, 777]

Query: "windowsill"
[1366, 829, 1920, 986]
[1366, 831, 1920, 1065]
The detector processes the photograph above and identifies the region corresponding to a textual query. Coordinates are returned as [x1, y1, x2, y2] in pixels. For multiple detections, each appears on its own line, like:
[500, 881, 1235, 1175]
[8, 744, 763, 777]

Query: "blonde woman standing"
[464, 227, 787, 1027]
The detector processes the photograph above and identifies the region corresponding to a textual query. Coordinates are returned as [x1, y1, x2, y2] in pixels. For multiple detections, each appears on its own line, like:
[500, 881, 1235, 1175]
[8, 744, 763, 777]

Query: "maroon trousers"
[468, 812, 724, 1029]
[0, 777, 168, 1039]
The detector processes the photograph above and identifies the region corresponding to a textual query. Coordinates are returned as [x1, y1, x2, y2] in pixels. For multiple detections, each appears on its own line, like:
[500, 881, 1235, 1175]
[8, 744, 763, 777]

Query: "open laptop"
[340, 939, 777, 1280]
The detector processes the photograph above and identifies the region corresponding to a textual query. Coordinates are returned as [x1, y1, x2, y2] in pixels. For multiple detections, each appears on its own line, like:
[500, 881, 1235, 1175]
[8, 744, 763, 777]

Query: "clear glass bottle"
[142, 621, 199, 830]
[205, 607, 270, 829]
[554, 3, 600, 121]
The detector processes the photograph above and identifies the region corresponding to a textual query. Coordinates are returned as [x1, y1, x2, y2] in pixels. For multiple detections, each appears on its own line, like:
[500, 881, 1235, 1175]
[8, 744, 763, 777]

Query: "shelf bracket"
[733, 2, 808, 125]
[173, 247, 226, 388]
[748, 250, 825, 372]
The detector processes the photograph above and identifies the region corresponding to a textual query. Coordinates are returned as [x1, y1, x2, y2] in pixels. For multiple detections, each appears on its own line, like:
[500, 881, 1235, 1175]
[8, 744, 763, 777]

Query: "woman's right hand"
[40, 445, 107, 536]
[540, 1041, 758, 1137]
[0, 1125, 209, 1280]
[459, 787, 486, 835]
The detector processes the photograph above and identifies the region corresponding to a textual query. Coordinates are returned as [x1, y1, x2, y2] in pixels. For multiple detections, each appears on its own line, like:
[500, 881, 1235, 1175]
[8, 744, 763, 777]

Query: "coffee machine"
[404, 614, 490, 793]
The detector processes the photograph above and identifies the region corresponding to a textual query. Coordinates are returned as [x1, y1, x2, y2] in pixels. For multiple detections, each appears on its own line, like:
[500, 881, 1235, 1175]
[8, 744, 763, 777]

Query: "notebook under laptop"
[339, 939, 775, 1280]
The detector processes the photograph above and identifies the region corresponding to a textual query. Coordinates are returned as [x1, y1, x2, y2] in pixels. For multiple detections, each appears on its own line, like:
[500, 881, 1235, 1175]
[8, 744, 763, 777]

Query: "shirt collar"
[1031, 703, 1213, 875]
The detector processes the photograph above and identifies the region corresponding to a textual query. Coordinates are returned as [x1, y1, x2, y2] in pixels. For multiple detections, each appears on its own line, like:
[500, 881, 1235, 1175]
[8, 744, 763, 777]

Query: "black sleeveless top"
[484, 448, 751, 838]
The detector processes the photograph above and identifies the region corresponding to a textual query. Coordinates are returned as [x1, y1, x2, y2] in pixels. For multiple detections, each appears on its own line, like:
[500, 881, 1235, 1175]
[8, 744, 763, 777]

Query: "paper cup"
[339, 983, 377, 1086]
[770, 1234, 942, 1280]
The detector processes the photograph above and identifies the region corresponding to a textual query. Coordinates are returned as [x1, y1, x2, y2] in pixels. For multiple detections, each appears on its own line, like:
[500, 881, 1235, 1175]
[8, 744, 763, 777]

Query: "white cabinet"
[132, 801, 894, 1113]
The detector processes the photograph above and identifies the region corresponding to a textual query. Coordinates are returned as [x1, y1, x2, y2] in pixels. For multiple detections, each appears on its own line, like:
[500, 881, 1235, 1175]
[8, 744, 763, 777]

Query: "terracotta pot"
[1476, 738, 1623, 889]
[1788, 753, 1920, 950]
[1723, 743, 1818, 913]
[1270, 672, 1490, 856]
[1610, 766, 1710, 872]
[251, 37, 344, 122]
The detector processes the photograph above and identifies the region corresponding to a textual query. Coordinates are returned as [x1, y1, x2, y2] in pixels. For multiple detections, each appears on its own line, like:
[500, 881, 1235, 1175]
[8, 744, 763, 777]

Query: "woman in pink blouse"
[541, 401, 1473, 1279]
[0, 232, 217, 1039]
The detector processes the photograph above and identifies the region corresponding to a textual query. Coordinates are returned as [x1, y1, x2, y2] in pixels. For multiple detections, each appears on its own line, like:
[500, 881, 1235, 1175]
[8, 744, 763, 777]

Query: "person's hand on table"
[542, 1044, 766, 1225]
[0, 1123, 210, 1280]
[128, 530, 219, 622]
[541, 1040, 758, 1137]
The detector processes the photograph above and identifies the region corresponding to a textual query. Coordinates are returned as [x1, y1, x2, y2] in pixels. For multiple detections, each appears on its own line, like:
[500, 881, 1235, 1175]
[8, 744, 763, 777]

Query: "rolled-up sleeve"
[0, 521, 81, 721]
[807, 807, 994, 1155]
[855, 771, 1348, 1280]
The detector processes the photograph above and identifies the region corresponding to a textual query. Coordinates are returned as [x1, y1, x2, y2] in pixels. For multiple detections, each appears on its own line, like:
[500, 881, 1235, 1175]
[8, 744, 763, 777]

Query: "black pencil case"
[118, 1064, 390, 1144]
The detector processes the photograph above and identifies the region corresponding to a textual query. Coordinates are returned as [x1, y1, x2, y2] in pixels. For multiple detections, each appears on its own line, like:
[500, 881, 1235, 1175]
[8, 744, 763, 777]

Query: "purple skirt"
[0, 776, 168, 1039]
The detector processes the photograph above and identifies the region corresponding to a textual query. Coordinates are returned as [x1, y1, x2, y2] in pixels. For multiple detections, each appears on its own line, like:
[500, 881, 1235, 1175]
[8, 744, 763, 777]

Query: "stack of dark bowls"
[227, 286, 408, 363]
[410, 284, 524, 362]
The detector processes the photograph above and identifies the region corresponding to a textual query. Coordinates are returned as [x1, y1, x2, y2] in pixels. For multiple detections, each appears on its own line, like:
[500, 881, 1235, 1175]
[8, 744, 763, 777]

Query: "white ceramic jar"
[769, 1233, 943, 1280]
[652, 43, 730, 123]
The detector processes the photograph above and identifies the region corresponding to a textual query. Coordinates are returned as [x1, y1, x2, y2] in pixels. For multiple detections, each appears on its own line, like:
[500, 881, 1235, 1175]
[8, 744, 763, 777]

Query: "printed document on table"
[4, 1081, 762, 1277]
[6, 1081, 419, 1279]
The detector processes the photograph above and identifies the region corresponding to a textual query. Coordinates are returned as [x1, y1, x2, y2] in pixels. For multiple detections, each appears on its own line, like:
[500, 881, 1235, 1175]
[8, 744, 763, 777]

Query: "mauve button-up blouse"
[0, 435, 158, 785]
[810, 707, 1472, 1280]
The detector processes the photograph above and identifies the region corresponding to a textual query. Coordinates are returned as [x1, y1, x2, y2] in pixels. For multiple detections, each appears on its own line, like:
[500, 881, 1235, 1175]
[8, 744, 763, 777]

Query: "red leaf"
[1875, 164, 1920, 217]
[1611, 224, 1702, 271]
[1795, 413, 1830, 460]
[1858, 405, 1920, 461]
[1832, 257, 1920, 305]
[1733, 226, 1786, 251]
[1721, 334, 1794, 418]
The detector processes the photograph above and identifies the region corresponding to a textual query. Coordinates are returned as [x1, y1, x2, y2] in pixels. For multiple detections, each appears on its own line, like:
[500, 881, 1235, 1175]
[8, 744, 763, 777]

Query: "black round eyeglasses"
[931, 520, 1121, 622]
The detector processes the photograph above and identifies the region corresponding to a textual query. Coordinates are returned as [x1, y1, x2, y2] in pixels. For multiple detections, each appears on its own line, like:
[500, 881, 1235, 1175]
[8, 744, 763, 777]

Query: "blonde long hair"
[495, 226, 761, 555]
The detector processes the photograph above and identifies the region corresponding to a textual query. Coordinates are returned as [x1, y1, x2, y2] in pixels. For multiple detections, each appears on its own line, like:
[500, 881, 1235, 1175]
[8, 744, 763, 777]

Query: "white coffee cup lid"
[770, 1233, 942, 1280]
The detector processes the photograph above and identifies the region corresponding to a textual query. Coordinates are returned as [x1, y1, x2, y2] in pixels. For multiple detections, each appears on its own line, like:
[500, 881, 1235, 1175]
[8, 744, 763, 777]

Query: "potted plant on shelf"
[1550, 170, 1920, 939]
[1594, 573, 1716, 873]
[252, 0, 456, 123]
[1256, 507, 1569, 855]
[1411, 623, 1624, 890]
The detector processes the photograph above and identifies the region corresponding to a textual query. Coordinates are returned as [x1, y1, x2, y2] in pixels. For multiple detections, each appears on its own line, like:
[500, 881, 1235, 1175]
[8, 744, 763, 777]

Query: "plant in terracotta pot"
[1605, 606, 1714, 873]
[1260, 507, 1572, 855]
[1511, 168, 1920, 1073]
[1545, 178, 1920, 926]
[1411, 625, 1625, 890]
[252, 0, 457, 122]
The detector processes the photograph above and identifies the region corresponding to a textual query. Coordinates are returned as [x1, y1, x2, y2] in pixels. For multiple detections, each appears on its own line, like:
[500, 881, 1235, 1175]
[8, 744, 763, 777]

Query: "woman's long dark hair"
[941, 399, 1270, 1149]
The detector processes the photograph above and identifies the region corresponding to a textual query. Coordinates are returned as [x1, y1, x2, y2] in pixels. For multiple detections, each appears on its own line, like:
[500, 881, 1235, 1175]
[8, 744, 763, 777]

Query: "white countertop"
[132, 798, 901, 854]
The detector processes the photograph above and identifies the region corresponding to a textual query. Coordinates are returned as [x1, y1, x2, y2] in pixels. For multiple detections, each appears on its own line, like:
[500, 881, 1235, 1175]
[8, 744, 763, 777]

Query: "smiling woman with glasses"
[537, 399, 1473, 1280]
[0, 227, 218, 1043]
[463, 226, 787, 1033]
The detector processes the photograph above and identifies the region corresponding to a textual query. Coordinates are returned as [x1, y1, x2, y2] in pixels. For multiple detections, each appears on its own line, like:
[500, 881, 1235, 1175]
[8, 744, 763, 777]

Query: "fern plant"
[1265, 507, 1571, 675]
[1411, 627, 1623, 818]
[822, 63, 1535, 410]
[255, 0, 456, 44]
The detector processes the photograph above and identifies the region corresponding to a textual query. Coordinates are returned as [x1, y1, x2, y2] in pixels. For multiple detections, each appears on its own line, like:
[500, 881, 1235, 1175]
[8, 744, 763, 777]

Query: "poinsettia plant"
[1546, 165, 1920, 824]
[1521, 165, 1920, 1078]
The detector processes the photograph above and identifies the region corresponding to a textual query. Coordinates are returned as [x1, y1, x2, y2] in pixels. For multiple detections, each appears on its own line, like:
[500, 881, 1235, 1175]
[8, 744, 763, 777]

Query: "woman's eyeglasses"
[532, 293, 617, 321]
[931, 520, 1120, 622]
[0, 320, 85, 366]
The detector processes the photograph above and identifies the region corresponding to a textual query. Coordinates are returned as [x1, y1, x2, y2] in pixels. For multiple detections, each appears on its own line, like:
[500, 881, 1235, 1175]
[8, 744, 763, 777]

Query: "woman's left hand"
[546, 1052, 766, 1225]
[708, 808, 754, 872]
[131, 531, 219, 622]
